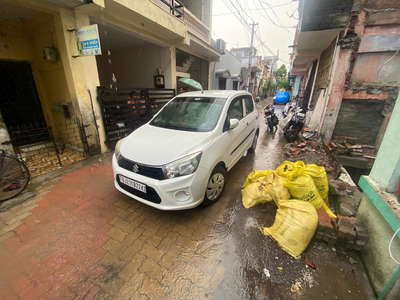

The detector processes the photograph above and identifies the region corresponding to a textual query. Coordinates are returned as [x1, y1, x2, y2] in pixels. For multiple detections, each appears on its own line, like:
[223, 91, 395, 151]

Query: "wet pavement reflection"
[139, 100, 373, 299]
[165, 100, 373, 300]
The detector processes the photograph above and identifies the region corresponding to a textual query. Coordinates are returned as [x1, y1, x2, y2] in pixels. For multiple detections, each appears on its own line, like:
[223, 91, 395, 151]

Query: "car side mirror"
[229, 119, 239, 130]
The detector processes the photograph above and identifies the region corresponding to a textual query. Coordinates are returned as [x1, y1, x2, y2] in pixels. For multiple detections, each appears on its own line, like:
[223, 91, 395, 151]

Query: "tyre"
[284, 127, 299, 143]
[202, 165, 226, 206]
[0, 154, 30, 202]
[248, 131, 259, 153]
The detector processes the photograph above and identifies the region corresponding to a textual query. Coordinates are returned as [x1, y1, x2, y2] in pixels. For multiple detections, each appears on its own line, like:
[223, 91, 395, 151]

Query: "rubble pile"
[283, 139, 340, 179]
[327, 137, 376, 159]
[316, 209, 368, 252]
[314, 179, 368, 251]
[329, 179, 363, 217]
[279, 131, 369, 253]
[243, 128, 371, 256]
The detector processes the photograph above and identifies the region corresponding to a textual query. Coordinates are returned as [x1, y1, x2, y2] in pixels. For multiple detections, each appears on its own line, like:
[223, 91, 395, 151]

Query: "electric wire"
[220, 0, 292, 65]
[256, 0, 295, 31]
[213, 2, 294, 16]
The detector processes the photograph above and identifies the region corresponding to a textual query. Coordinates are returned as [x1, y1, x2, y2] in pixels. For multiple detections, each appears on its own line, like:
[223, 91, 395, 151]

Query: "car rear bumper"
[112, 154, 205, 210]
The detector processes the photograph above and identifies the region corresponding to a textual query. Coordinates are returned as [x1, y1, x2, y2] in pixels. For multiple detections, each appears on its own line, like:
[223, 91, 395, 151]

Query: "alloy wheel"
[206, 172, 225, 201]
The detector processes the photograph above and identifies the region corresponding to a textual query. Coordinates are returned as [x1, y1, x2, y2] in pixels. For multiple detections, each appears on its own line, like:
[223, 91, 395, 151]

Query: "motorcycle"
[264, 104, 279, 133]
[283, 107, 306, 142]
[282, 102, 295, 118]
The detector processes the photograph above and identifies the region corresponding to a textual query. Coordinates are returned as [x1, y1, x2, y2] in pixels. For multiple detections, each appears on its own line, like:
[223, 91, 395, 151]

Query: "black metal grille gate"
[97, 87, 176, 147]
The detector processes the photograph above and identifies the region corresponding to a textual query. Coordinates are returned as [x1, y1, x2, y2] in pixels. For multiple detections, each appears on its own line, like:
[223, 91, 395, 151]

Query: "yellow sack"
[241, 172, 290, 208]
[241, 181, 273, 208]
[284, 174, 336, 218]
[242, 170, 274, 188]
[304, 164, 329, 200]
[269, 173, 291, 206]
[261, 200, 318, 258]
[276, 160, 305, 180]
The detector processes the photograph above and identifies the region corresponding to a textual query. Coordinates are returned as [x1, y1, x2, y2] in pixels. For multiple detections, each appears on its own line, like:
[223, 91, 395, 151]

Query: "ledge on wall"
[358, 175, 400, 300]
[359, 176, 400, 231]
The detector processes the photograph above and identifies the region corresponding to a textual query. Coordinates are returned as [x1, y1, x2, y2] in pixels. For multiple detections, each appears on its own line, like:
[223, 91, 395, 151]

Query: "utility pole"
[247, 23, 258, 92]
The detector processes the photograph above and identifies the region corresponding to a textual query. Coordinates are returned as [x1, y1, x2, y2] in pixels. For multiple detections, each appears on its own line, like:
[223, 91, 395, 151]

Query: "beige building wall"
[0, 15, 84, 152]
[97, 46, 176, 90]
[55, 9, 104, 154]
[0, 0, 216, 157]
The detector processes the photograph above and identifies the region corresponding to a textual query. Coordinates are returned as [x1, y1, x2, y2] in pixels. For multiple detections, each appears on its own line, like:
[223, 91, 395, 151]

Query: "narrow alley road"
[0, 102, 373, 300]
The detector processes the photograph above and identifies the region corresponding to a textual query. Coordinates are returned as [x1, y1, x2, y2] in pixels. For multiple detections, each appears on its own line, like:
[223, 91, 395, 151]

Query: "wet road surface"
[0, 101, 373, 299]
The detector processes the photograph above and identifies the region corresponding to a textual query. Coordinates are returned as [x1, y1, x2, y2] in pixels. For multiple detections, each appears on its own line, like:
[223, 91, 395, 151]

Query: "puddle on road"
[91, 100, 373, 300]
[185, 102, 373, 299]
[244, 216, 259, 232]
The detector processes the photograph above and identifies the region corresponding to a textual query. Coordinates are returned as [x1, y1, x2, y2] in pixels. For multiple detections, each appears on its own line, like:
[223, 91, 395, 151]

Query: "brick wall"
[19, 142, 85, 178]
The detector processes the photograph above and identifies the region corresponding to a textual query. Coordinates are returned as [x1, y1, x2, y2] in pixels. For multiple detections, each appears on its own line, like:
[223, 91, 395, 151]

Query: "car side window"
[226, 97, 244, 120]
[244, 96, 254, 115]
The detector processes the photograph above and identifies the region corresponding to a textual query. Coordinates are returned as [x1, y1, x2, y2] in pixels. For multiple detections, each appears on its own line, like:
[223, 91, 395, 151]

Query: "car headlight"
[114, 138, 125, 160]
[163, 152, 202, 179]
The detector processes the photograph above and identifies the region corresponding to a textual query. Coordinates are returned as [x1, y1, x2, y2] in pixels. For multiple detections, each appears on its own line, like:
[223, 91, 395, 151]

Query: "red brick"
[317, 209, 335, 230]
[13, 275, 35, 297]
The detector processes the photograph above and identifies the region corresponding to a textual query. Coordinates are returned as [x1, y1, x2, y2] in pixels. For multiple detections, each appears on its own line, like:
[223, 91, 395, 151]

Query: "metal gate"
[97, 87, 176, 147]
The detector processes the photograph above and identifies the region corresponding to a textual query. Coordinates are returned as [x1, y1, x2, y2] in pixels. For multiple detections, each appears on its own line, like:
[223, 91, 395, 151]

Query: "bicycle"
[0, 149, 30, 202]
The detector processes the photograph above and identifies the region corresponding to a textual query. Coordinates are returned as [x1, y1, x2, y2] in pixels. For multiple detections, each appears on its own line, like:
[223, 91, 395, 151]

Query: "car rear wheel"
[248, 131, 259, 154]
[202, 166, 226, 206]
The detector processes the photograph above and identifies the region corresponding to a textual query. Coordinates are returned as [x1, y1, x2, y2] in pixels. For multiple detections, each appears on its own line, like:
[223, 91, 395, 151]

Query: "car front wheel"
[202, 166, 226, 206]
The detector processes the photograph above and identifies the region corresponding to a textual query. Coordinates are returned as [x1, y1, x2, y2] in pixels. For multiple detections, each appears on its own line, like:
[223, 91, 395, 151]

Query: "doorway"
[0, 61, 49, 147]
[219, 77, 227, 90]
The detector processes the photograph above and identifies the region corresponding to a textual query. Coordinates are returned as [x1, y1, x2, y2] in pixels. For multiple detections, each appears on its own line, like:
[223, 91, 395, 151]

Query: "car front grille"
[117, 156, 165, 180]
[116, 175, 162, 204]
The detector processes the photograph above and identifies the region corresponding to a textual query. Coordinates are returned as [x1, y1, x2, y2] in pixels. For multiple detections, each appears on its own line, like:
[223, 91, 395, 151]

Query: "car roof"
[177, 90, 251, 99]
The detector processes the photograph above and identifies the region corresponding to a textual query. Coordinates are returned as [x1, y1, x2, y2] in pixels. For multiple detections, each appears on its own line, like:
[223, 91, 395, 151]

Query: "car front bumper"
[112, 154, 206, 210]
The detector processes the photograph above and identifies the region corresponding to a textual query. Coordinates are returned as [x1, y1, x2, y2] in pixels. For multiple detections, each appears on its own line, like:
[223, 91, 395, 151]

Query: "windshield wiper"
[151, 123, 201, 132]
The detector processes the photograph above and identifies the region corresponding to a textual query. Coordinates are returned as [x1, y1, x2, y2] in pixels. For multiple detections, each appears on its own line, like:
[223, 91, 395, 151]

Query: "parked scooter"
[283, 107, 306, 142]
[282, 102, 295, 118]
[264, 104, 279, 133]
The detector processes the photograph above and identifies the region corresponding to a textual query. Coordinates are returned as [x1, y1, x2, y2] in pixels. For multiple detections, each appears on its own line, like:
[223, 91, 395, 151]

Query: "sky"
[211, 0, 299, 66]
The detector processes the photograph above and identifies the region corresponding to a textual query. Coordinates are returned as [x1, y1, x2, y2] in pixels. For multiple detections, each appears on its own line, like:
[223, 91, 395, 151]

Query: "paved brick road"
[0, 156, 238, 299]
[0, 104, 374, 299]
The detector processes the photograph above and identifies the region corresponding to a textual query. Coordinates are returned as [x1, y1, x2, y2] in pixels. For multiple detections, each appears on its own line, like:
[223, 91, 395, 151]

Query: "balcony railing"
[153, 0, 210, 44]
[154, 0, 184, 18]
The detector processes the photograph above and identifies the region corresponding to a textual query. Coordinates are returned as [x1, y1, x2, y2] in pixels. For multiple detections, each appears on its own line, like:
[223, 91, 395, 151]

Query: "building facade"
[212, 47, 242, 90]
[358, 92, 400, 299]
[230, 47, 263, 94]
[290, 0, 400, 173]
[0, 0, 219, 177]
[290, 0, 400, 297]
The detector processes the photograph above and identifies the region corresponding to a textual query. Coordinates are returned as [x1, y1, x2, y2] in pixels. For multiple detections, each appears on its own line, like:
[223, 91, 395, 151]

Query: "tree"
[275, 64, 288, 81]
[277, 78, 290, 89]
[274, 64, 289, 89]
[261, 78, 276, 97]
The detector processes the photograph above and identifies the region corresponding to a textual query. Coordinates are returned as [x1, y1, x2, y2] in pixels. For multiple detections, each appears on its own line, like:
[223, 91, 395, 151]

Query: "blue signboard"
[76, 24, 102, 56]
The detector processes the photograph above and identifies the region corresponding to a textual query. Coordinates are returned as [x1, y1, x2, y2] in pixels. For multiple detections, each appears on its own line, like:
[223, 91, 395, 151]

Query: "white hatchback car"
[112, 90, 259, 210]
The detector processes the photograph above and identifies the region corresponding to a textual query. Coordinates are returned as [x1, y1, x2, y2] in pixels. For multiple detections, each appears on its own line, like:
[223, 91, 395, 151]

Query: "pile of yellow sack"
[241, 160, 336, 258]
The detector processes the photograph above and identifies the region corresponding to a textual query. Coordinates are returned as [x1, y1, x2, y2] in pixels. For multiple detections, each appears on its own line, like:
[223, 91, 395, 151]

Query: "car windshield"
[150, 97, 226, 132]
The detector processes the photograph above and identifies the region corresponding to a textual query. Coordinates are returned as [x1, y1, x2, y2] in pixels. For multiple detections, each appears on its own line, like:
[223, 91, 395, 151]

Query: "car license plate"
[119, 175, 146, 193]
